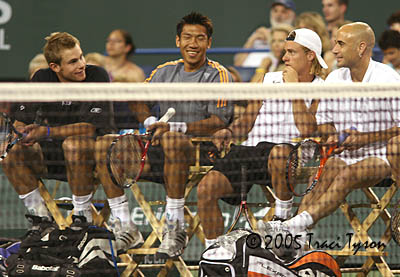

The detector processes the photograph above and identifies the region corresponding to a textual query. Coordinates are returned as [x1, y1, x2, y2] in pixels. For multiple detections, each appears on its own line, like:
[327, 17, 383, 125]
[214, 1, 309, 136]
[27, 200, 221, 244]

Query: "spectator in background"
[227, 66, 243, 83]
[379, 30, 400, 74]
[28, 54, 48, 79]
[85, 52, 106, 67]
[104, 29, 145, 82]
[250, 24, 293, 82]
[295, 12, 335, 72]
[329, 20, 353, 49]
[322, 0, 349, 36]
[387, 11, 400, 32]
[234, 0, 296, 68]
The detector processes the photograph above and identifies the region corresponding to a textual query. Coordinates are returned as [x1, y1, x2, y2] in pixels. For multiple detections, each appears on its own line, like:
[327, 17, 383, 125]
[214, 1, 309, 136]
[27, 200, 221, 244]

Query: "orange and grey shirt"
[145, 59, 233, 124]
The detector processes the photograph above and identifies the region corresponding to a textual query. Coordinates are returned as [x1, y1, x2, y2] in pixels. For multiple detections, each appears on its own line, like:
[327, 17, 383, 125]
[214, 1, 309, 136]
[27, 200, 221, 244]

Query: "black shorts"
[144, 141, 216, 185]
[212, 142, 277, 205]
[39, 139, 68, 182]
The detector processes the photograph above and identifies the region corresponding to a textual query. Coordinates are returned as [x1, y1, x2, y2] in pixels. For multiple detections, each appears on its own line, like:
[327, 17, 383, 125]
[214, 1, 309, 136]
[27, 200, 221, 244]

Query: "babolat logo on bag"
[6, 215, 119, 277]
[31, 265, 60, 271]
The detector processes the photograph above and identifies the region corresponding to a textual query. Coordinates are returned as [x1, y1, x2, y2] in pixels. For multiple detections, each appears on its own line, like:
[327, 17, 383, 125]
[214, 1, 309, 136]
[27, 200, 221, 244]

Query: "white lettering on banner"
[0, 28, 10, 50]
[0, 1, 11, 50]
[131, 207, 145, 225]
[0, 1, 12, 24]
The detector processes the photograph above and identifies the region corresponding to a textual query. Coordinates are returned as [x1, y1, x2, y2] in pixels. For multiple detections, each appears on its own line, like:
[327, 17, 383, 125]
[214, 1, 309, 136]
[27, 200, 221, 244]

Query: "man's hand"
[247, 27, 270, 44]
[340, 128, 364, 151]
[21, 124, 45, 146]
[147, 122, 170, 146]
[327, 128, 363, 154]
[283, 66, 299, 83]
[212, 128, 233, 156]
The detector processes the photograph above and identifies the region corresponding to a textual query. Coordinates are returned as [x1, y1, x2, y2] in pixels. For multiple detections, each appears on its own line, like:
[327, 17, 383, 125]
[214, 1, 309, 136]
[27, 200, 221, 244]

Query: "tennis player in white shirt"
[262, 23, 400, 253]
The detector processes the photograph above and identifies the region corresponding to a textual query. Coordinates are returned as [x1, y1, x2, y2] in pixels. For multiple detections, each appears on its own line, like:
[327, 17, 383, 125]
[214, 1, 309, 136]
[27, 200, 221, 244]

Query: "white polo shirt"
[325, 59, 400, 83]
[317, 59, 400, 165]
[242, 71, 324, 146]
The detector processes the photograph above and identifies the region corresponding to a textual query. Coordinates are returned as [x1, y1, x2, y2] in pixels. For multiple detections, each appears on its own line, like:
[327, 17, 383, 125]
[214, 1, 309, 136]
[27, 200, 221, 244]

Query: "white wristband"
[168, 122, 187, 133]
[143, 116, 157, 129]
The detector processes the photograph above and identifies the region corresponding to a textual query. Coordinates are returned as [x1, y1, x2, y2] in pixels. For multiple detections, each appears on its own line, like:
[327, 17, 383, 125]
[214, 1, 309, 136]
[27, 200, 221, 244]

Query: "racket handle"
[240, 165, 247, 201]
[159, 107, 176, 123]
[338, 126, 357, 145]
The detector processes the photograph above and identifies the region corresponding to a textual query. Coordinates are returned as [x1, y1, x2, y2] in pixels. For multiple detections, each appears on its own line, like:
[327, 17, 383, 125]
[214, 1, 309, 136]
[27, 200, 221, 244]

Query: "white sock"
[274, 197, 293, 219]
[165, 196, 185, 225]
[72, 192, 93, 222]
[285, 211, 314, 235]
[108, 194, 131, 229]
[19, 188, 49, 218]
[205, 238, 217, 249]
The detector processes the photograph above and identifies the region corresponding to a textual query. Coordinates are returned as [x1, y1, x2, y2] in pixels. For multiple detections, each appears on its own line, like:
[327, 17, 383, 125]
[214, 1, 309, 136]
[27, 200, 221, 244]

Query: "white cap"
[286, 28, 328, 69]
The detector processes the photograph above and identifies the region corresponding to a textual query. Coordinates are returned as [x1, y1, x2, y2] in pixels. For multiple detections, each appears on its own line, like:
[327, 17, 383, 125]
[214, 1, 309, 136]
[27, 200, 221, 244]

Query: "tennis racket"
[227, 165, 254, 233]
[391, 199, 400, 245]
[286, 128, 355, 197]
[0, 113, 25, 161]
[106, 108, 176, 189]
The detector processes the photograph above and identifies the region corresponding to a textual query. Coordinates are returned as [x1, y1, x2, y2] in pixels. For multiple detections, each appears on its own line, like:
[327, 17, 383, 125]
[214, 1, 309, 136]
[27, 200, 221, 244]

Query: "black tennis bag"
[6, 215, 119, 277]
[199, 229, 341, 277]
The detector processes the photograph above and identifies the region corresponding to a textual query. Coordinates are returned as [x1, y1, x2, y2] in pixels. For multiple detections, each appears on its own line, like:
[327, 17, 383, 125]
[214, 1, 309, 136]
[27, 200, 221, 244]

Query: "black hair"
[378, 30, 400, 50]
[387, 11, 400, 27]
[176, 12, 213, 38]
[112, 29, 136, 56]
[338, 0, 349, 7]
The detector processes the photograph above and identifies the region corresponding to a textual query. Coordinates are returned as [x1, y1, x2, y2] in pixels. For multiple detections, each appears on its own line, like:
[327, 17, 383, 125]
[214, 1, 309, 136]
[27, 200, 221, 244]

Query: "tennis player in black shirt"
[2, 32, 113, 225]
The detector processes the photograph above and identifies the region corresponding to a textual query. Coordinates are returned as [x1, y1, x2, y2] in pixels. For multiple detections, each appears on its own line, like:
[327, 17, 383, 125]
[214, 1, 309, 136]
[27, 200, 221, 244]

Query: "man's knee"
[2, 144, 39, 168]
[268, 144, 292, 169]
[94, 135, 117, 162]
[62, 136, 94, 161]
[161, 132, 193, 154]
[387, 136, 400, 163]
[198, 171, 229, 203]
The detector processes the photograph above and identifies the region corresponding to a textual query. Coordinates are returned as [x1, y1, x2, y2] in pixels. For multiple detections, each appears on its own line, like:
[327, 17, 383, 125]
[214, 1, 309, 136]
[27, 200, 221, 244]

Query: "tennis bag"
[6, 215, 119, 277]
[199, 229, 341, 277]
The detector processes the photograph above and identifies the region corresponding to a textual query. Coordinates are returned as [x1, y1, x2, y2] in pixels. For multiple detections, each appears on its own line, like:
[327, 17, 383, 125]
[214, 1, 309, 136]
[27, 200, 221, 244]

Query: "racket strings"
[0, 115, 12, 155]
[110, 135, 143, 186]
[287, 141, 321, 195]
[391, 212, 400, 245]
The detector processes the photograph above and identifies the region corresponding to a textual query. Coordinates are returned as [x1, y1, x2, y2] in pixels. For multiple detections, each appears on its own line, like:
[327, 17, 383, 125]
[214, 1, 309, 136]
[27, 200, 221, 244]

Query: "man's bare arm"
[230, 100, 262, 142]
[292, 100, 318, 138]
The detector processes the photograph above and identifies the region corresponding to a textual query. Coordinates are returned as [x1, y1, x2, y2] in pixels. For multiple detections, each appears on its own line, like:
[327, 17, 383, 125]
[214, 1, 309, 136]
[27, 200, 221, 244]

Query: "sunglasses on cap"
[286, 31, 296, 41]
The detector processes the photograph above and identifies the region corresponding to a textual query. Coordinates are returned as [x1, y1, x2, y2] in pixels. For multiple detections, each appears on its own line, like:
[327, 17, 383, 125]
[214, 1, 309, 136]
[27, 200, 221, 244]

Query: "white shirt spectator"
[241, 40, 278, 69]
[317, 59, 400, 165]
[242, 71, 324, 146]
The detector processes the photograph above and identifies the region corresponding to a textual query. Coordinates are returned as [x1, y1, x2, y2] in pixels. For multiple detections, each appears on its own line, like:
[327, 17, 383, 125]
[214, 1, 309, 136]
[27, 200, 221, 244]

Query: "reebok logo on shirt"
[90, 107, 102, 113]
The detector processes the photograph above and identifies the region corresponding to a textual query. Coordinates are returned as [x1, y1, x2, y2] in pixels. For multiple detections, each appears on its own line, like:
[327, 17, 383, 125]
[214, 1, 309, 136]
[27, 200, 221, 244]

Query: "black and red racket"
[227, 165, 254, 233]
[106, 108, 175, 189]
[0, 113, 25, 162]
[286, 128, 355, 197]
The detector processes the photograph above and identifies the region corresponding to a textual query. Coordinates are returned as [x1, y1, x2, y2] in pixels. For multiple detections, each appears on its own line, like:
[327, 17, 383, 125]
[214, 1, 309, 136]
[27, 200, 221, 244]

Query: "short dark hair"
[378, 30, 400, 50]
[338, 0, 349, 7]
[176, 12, 213, 38]
[113, 29, 136, 56]
[387, 11, 400, 27]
